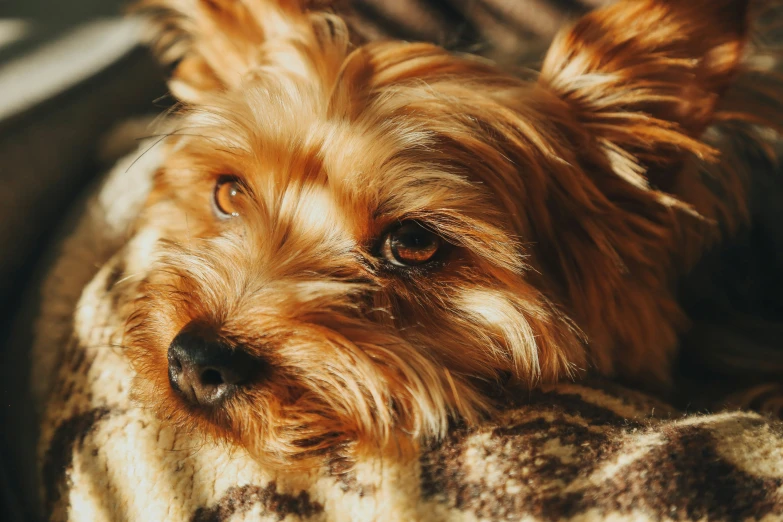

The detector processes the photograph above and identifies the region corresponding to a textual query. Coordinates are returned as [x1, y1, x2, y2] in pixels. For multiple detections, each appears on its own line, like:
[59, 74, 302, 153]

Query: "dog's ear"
[136, 0, 350, 103]
[539, 0, 754, 191]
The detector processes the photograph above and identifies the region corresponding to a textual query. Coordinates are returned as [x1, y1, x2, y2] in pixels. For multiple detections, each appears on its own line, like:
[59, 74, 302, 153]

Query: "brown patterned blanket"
[33, 141, 783, 522]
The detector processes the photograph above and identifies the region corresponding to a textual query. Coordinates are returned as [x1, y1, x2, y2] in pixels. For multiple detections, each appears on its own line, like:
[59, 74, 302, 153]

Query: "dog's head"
[125, 0, 777, 465]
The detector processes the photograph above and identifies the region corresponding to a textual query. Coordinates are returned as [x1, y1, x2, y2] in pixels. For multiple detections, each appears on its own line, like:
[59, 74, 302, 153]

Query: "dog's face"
[126, 0, 771, 465]
[127, 44, 585, 462]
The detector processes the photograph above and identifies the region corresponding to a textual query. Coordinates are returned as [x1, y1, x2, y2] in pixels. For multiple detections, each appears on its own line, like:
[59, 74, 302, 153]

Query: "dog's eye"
[381, 221, 442, 267]
[213, 176, 242, 217]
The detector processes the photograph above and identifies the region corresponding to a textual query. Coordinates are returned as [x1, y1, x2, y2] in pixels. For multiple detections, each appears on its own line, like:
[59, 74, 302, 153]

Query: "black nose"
[167, 330, 262, 407]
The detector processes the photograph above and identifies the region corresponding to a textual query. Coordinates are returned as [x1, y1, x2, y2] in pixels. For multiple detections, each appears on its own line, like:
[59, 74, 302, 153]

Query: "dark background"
[0, 1, 166, 519]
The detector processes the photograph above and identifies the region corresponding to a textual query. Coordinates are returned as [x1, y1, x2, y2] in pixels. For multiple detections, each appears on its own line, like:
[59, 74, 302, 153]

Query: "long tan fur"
[124, 0, 782, 467]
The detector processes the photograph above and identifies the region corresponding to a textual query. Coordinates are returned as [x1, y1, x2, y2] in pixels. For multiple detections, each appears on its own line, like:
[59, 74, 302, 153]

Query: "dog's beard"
[125, 234, 501, 466]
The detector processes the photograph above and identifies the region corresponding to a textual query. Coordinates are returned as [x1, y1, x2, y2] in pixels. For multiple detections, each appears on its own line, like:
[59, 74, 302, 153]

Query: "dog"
[123, 0, 782, 467]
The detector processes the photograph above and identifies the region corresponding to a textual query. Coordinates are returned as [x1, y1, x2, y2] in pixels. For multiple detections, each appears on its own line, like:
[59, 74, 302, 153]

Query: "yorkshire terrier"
[124, 0, 782, 467]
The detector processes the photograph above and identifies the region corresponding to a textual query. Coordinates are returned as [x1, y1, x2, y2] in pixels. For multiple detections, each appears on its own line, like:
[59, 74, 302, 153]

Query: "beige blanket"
[32, 140, 783, 521]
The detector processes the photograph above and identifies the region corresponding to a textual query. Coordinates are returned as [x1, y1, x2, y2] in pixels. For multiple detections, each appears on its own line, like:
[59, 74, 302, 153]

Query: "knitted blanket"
[32, 135, 783, 521]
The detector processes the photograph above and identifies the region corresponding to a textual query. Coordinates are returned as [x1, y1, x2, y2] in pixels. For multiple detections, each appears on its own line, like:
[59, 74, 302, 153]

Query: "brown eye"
[381, 221, 442, 267]
[213, 176, 242, 217]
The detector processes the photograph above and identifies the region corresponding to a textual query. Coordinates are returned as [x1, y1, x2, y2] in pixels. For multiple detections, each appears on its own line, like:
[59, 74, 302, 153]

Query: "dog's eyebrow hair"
[212, 147, 243, 158]
[371, 206, 385, 221]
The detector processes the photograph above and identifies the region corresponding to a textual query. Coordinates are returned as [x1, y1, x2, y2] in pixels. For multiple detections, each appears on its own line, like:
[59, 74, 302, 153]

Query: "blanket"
[33, 138, 783, 522]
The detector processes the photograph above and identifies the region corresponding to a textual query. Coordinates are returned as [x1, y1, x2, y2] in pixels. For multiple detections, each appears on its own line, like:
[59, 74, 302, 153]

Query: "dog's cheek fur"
[372, 259, 585, 386]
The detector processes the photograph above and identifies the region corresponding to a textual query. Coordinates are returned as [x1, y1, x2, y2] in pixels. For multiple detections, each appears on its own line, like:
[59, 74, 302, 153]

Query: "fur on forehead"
[151, 41, 587, 273]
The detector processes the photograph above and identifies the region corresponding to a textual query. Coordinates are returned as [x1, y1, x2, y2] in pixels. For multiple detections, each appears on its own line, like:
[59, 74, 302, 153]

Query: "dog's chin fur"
[123, 0, 783, 466]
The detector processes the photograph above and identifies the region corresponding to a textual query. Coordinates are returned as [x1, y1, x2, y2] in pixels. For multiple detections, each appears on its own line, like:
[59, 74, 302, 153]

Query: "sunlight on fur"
[121, 0, 783, 467]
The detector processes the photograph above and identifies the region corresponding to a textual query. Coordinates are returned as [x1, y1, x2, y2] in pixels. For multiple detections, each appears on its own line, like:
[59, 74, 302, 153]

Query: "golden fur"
[125, 0, 782, 467]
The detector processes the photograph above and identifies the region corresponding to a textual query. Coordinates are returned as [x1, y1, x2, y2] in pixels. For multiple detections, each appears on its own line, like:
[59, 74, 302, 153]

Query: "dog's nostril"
[166, 329, 264, 407]
[200, 368, 225, 387]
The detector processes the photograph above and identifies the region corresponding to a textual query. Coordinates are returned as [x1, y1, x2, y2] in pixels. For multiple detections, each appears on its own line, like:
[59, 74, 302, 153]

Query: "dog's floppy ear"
[539, 0, 755, 192]
[136, 0, 350, 103]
